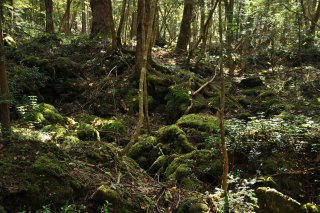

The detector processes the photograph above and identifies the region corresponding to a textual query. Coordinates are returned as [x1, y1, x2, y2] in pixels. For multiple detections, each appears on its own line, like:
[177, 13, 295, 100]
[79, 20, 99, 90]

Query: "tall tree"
[90, 0, 117, 49]
[45, 0, 54, 33]
[175, 0, 193, 54]
[0, 0, 10, 138]
[122, 0, 157, 155]
[219, 0, 229, 192]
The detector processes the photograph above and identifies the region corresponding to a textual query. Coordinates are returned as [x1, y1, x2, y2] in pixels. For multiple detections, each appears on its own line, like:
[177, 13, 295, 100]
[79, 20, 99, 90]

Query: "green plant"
[215, 174, 258, 212]
[100, 201, 111, 213]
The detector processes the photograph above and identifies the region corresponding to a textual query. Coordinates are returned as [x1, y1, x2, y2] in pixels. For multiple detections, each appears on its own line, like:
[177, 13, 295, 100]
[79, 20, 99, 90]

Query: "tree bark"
[45, 0, 54, 33]
[90, 0, 117, 48]
[82, 0, 87, 33]
[60, 0, 72, 35]
[175, 0, 193, 54]
[122, 0, 157, 156]
[219, 0, 228, 191]
[0, 0, 10, 138]
[117, 0, 128, 47]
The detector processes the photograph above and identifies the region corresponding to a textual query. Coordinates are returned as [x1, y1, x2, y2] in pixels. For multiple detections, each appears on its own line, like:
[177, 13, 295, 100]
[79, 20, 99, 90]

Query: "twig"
[184, 65, 218, 114]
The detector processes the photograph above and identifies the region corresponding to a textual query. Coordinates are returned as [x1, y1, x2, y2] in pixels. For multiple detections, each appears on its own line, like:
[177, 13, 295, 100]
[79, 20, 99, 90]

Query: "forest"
[0, 0, 319, 212]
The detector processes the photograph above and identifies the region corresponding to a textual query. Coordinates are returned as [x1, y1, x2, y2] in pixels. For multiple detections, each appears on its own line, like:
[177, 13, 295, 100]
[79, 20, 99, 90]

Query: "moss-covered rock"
[302, 203, 320, 213]
[77, 123, 100, 141]
[94, 118, 126, 142]
[23, 103, 68, 128]
[176, 198, 209, 213]
[52, 57, 80, 78]
[164, 150, 222, 190]
[127, 135, 159, 169]
[148, 155, 168, 175]
[157, 125, 195, 154]
[92, 185, 121, 205]
[177, 113, 219, 133]
[256, 187, 301, 213]
[165, 86, 191, 120]
[41, 124, 68, 141]
[33, 153, 64, 176]
[74, 113, 97, 124]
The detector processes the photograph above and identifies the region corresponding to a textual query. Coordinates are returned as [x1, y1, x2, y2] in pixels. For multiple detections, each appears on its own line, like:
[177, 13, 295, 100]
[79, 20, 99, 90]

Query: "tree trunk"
[45, 0, 54, 33]
[0, 0, 10, 138]
[90, 0, 117, 48]
[219, 0, 228, 192]
[82, 0, 87, 33]
[60, 0, 72, 35]
[122, 0, 157, 156]
[117, 0, 128, 47]
[130, 0, 137, 39]
[175, 0, 193, 54]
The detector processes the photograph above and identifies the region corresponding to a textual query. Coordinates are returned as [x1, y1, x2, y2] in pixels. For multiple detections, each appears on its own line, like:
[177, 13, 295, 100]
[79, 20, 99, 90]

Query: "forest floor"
[0, 35, 319, 212]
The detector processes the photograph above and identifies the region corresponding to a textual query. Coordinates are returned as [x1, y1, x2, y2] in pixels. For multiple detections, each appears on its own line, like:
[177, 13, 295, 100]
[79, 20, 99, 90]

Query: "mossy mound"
[74, 114, 126, 142]
[165, 86, 191, 121]
[164, 150, 222, 191]
[41, 124, 68, 141]
[256, 187, 301, 213]
[177, 113, 219, 133]
[176, 197, 210, 213]
[302, 203, 320, 213]
[52, 57, 81, 78]
[74, 113, 97, 124]
[93, 118, 126, 142]
[33, 153, 65, 176]
[77, 123, 100, 141]
[23, 103, 68, 128]
[176, 113, 219, 147]
[127, 135, 159, 169]
[156, 125, 195, 154]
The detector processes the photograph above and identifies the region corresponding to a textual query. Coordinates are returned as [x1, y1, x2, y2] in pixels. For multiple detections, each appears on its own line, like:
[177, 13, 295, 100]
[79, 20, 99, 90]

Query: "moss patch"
[256, 187, 301, 213]
[157, 125, 195, 154]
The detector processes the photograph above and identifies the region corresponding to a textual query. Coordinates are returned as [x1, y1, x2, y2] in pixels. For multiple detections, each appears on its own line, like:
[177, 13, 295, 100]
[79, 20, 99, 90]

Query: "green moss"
[42, 108, 67, 124]
[302, 203, 320, 213]
[128, 135, 157, 158]
[180, 177, 205, 192]
[256, 187, 301, 213]
[24, 176, 74, 210]
[148, 155, 167, 174]
[41, 124, 67, 141]
[92, 185, 121, 205]
[127, 135, 159, 169]
[176, 198, 209, 213]
[52, 57, 80, 77]
[95, 118, 126, 141]
[157, 125, 195, 154]
[74, 113, 97, 124]
[33, 154, 64, 176]
[164, 150, 222, 188]
[77, 123, 100, 141]
[177, 113, 219, 133]
[165, 86, 191, 120]
[23, 111, 47, 127]
[23, 103, 67, 127]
